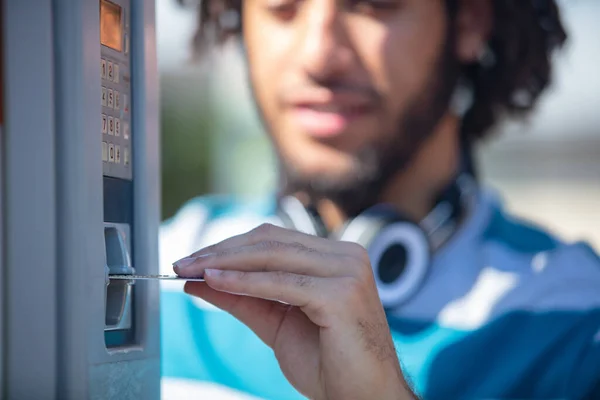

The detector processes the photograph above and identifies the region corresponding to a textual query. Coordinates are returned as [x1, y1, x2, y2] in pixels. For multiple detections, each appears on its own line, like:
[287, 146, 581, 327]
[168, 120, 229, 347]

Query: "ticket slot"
[104, 224, 135, 332]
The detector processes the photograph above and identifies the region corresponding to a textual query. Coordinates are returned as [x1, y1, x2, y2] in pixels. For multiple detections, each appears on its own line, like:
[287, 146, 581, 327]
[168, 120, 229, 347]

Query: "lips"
[285, 88, 376, 138]
[291, 105, 368, 138]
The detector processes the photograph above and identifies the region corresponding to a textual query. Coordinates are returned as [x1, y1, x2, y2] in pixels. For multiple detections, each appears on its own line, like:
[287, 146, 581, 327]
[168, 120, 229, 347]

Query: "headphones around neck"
[276, 173, 476, 309]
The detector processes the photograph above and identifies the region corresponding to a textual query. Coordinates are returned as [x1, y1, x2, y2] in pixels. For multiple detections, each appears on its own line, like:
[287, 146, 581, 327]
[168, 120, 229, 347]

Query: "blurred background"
[156, 0, 600, 250]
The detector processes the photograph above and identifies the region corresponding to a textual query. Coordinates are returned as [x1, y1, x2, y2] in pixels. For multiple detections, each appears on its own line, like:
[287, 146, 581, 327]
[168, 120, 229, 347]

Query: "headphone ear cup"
[367, 222, 431, 308]
[337, 205, 431, 308]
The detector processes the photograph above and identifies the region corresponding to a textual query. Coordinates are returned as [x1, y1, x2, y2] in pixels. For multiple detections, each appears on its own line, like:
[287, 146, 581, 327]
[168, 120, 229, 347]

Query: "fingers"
[174, 240, 353, 279]
[186, 223, 350, 259]
[184, 281, 288, 347]
[202, 269, 329, 318]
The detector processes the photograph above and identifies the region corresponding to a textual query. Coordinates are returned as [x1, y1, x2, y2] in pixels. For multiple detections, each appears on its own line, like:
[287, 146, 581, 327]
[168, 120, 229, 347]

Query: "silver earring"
[450, 78, 474, 118]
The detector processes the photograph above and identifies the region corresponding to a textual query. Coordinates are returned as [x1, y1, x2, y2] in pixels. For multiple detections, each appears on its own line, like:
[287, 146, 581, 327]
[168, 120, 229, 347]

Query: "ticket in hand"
[109, 274, 205, 281]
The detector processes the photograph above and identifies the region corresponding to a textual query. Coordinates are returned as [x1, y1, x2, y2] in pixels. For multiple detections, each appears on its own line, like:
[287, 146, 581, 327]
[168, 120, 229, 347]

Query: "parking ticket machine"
[2, 1, 160, 399]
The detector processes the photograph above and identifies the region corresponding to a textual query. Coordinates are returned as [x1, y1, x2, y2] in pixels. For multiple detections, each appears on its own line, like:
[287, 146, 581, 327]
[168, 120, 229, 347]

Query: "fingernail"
[173, 256, 198, 269]
[172, 253, 213, 270]
[204, 269, 222, 278]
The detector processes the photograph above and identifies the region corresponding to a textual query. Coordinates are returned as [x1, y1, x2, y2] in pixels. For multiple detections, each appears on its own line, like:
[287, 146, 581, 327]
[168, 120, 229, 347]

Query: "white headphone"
[277, 174, 476, 308]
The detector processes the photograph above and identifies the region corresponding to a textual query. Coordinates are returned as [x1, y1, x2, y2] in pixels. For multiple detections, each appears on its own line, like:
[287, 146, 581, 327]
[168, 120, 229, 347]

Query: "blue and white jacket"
[159, 187, 600, 400]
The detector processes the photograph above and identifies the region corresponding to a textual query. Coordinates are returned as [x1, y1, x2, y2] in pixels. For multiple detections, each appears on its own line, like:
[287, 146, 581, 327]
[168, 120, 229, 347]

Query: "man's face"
[243, 0, 461, 214]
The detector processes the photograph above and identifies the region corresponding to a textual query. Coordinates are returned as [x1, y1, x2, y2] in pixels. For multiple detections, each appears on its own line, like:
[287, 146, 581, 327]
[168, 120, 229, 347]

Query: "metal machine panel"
[2, 1, 58, 398]
[1, 0, 161, 398]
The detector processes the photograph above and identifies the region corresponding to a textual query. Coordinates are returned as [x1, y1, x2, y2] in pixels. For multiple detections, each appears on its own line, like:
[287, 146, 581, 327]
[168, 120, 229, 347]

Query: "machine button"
[108, 143, 115, 162]
[114, 64, 120, 84]
[124, 147, 130, 166]
[102, 142, 108, 161]
[102, 87, 107, 107]
[108, 117, 114, 136]
[115, 145, 121, 164]
[102, 114, 108, 134]
[101, 59, 107, 80]
[124, 34, 129, 54]
[115, 118, 121, 137]
[123, 122, 129, 140]
[123, 94, 129, 113]
[107, 89, 114, 109]
[107, 61, 114, 81]
[114, 91, 120, 110]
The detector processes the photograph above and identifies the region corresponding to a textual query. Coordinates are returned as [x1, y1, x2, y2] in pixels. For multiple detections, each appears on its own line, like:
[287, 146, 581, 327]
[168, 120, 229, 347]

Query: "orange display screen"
[100, 0, 122, 52]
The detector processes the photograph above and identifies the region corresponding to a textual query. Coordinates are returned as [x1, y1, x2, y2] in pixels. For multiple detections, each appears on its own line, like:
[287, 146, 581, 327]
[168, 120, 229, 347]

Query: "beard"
[247, 29, 461, 217]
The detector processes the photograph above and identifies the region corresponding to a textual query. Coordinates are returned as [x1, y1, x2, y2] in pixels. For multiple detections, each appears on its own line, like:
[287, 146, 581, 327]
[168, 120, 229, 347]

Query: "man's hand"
[174, 223, 416, 400]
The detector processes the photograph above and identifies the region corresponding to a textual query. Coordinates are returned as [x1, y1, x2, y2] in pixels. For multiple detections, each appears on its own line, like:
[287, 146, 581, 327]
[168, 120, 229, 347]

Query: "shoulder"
[159, 194, 280, 274]
[478, 190, 600, 309]
[428, 192, 600, 398]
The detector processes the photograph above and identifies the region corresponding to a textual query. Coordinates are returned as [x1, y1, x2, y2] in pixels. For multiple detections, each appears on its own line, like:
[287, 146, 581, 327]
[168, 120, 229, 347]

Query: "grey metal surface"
[53, 0, 103, 396]
[89, 358, 160, 400]
[129, 0, 162, 367]
[53, 0, 160, 398]
[2, 1, 58, 399]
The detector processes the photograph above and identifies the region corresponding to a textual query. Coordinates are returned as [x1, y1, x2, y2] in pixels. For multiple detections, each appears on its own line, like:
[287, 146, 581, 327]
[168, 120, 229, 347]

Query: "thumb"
[184, 281, 288, 348]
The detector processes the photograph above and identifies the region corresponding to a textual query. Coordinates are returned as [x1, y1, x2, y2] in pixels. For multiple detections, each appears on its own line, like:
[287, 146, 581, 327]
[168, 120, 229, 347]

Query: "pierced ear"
[454, 0, 493, 64]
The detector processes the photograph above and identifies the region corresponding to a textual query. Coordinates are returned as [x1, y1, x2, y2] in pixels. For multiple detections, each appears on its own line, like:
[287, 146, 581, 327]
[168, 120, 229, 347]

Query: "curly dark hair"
[178, 0, 567, 143]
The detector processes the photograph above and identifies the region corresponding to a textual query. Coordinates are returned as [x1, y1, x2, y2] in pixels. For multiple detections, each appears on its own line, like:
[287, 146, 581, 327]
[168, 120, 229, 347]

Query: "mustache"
[279, 79, 382, 105]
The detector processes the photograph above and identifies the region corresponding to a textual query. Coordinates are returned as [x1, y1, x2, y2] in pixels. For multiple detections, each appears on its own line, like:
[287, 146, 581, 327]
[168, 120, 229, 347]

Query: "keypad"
[101, 53, 130, 176]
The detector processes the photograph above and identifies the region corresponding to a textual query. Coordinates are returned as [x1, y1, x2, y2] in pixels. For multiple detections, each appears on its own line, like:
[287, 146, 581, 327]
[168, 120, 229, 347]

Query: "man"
[160, 0, 600, 398]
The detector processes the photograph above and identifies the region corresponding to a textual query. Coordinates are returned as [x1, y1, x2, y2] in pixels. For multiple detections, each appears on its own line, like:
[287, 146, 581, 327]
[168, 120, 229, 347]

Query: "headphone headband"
[278, 174, 475, 244]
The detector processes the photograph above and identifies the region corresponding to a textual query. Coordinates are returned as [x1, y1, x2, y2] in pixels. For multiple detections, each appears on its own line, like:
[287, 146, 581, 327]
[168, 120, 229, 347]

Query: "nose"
[296, 0, 354, 80]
